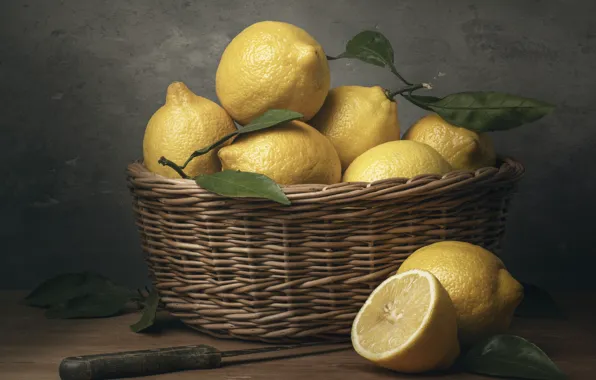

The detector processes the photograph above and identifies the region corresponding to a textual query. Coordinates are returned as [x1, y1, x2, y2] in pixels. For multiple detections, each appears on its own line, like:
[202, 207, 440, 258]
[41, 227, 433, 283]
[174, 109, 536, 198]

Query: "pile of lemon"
[142, 21, 496, 184]
[141, 21, 523, 374]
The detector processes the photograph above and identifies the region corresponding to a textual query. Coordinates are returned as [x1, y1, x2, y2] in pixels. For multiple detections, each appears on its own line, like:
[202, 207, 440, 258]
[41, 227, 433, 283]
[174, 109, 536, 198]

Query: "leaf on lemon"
[404, 91, 555, 132]
[461, 335, 567, 380]
[239, 109, 303, 134]
[178, 109, 303, 170]
[195, 170, 291, 205]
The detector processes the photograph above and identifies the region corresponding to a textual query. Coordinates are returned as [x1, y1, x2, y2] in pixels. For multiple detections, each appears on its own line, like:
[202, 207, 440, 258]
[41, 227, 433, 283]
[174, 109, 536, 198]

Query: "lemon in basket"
[352, 269, 460, 373]
[342, 140, 452, 182]
[218, 120, 341, 185]
[142, 82, 237, 178]
[215, 21, 330, 125]
[403, 113, 496, 171]
[397, 241, 524, 346]
[309, 85, 400, 170]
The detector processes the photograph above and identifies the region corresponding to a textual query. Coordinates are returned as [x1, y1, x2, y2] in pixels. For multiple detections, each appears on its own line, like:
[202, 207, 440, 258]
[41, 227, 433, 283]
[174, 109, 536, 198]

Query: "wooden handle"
[58, 344, 222, 380]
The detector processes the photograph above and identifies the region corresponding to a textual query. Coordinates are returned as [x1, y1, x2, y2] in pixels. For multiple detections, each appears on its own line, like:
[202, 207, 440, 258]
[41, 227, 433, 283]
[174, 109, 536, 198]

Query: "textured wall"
[1, 0, 594, 290]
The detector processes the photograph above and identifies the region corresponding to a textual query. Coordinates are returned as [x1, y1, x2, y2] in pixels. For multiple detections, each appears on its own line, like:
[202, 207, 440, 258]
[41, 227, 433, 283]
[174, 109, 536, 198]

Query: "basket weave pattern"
[126, 157, 524, 342]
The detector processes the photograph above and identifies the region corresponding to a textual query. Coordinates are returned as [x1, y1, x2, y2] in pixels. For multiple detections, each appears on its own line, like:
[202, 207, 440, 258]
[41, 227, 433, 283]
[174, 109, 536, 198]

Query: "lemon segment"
[352, 269, 460, 373]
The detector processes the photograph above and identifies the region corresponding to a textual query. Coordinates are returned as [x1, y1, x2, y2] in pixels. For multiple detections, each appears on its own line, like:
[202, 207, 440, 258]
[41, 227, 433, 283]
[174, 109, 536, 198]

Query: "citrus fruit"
[143, 82, 237, 178]
[397, 241, 524, 346]
[403, 113, 496, 171]
[217, 120, 341, 185]
[309, 85, 400, 170]
[215, 21, 330, 125]
[342, 140, 452, 182]
[352, 269, 460, 373]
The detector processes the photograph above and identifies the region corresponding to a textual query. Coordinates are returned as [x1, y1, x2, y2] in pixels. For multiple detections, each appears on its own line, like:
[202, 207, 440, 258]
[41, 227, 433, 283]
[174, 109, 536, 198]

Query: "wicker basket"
[126, 157, 524, 342]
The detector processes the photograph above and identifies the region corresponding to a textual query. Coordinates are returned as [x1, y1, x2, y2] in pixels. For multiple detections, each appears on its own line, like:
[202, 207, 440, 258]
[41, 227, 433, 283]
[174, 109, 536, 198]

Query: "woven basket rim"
[126, 156, 524, 201]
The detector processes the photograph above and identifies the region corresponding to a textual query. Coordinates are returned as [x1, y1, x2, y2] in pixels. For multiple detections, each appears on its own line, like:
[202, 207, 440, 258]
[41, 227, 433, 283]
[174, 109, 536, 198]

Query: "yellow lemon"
[397, 241, 524, 346]
[342, 140, 452, 182]
[403, 113, 496, 171]
[352, 269, 460, 373]
[215, 21, 330, 125]
[309, 85, 400, 170]
[217, 120, 341, 185]
[143, 82, 237, 178]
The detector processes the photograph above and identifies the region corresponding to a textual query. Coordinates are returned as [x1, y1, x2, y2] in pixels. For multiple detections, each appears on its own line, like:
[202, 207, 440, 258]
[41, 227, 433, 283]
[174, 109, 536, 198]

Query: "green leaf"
[45, 291, 131, 319]
[24, 272, 129, 308]
[195, 170, 291, 205]
[404, 91, 555, 132]
[515, 283, 565, 319]
[328, 30, 412, 85]
[130, 288, 160, 333]
[239, 109, 303, 134]
[332, 30, 395, 69]
[461, 335, 567, 380]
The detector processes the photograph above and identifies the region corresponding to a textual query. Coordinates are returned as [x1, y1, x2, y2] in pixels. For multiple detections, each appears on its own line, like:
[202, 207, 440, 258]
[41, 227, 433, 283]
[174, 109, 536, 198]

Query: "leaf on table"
[24, 271, 132, 308]
[515, 282, 565, 319]
[460, 335, 567, 380]
[238, 109, 303, 134]
[328, 30, 395, 70]
[404, 91, 555, 132]
[195, 170, 291, 205]
[45, 291, 131, 319]
[130, 288, 160, 333]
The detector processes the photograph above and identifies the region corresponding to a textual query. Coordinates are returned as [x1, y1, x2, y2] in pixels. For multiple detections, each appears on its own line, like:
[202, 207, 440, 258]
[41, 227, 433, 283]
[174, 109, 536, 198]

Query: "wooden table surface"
[1, 291, 595, 380]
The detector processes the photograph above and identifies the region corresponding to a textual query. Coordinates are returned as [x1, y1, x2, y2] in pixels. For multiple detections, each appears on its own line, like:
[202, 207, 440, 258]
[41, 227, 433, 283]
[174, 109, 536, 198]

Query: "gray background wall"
[1, 0, 594, 291]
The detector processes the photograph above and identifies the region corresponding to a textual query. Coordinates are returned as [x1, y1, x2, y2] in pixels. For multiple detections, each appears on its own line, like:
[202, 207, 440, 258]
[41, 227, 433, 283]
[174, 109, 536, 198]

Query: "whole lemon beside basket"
[397, 241, 524, 347]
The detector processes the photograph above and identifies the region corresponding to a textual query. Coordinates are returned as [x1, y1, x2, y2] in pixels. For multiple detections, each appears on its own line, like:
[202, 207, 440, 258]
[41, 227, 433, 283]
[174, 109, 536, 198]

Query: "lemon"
[143, 82, 237, 178]
[309, 86, 400, 170]
[215, 21, 330, 125]
[352, 269, 460, 373]
[403, 113, 496, 171]
[217, 120, 341, 185]
[397, 241, 524, 346]
[342, 140, 452, 182]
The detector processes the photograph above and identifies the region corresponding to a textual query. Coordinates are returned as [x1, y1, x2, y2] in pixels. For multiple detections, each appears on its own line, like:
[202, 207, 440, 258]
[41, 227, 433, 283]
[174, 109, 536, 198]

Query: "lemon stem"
[386, 83, 427, 100]
[179, 131, 239, 169]
[389, 66, 413, 86]
[158, 157, 190, 179]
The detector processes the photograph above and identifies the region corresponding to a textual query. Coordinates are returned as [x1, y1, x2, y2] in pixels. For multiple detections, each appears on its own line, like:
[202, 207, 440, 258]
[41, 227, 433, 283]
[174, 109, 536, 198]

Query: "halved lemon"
[351, 269, 460, 373]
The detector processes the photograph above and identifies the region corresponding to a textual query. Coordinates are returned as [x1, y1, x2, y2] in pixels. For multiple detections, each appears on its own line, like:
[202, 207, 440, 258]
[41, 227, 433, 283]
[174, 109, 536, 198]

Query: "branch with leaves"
[327, 30, 555, 132]
[158, 109, 302, 205]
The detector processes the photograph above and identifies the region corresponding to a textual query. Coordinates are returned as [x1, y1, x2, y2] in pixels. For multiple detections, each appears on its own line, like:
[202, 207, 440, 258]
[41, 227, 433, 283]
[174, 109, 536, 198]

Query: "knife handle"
[58, 344, 222, 380]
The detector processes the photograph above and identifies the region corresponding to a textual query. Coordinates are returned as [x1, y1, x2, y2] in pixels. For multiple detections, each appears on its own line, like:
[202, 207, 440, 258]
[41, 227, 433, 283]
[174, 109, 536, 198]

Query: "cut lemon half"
[351, 269, 460, 373]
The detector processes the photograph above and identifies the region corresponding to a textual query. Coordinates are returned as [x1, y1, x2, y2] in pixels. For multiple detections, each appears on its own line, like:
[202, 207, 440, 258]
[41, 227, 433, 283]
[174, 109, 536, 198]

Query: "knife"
[59, 340, 351, 380]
